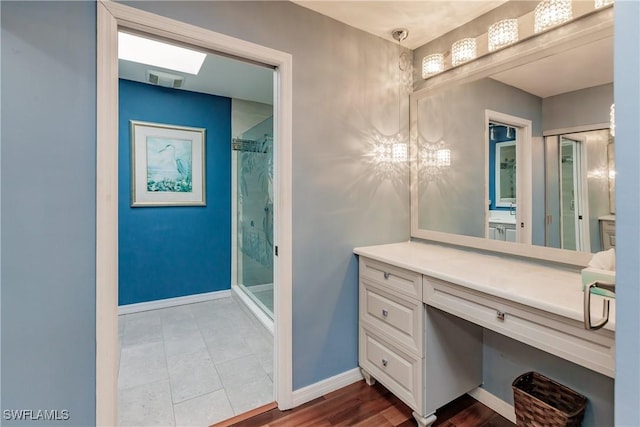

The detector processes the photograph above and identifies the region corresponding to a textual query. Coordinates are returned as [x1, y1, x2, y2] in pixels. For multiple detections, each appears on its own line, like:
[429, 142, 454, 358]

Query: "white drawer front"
[359, 257, 422, 300]
[359, 326, 422, 412]
[360, 279, 423, 355]
[424, 276, 615, 378]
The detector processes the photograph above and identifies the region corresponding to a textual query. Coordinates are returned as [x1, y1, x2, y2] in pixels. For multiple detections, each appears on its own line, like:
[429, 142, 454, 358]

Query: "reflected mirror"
[411, 9, 613, 258]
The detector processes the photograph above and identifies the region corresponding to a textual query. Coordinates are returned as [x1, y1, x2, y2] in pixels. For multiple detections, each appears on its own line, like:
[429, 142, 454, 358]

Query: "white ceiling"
[490, 36, 614, 98]
[119, 51, 274, 105]
[292, 0, 508, 49]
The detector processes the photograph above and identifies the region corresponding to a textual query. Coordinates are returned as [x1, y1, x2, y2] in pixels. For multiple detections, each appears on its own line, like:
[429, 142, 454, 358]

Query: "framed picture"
[130, 120, 206, 207]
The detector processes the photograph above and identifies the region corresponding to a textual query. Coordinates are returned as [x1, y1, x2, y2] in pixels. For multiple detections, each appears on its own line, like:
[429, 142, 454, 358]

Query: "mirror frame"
[410, 7, 613, 267]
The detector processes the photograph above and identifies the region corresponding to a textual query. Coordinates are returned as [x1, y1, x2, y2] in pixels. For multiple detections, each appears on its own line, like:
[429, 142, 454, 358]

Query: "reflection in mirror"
[545, 129, 613, 253]
[412, 16, 613, 257]
[488, 123, 518, 242]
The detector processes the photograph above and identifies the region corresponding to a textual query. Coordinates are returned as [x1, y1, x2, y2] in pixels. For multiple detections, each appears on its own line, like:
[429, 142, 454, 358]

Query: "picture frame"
[130, 120, 206, 207]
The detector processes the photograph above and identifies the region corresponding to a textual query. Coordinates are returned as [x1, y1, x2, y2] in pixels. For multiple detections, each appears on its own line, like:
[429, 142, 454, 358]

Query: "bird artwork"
[146, 138, 193, 193]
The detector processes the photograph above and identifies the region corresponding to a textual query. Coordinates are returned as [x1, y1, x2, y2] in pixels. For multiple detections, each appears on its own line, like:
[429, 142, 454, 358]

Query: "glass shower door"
[235, 116, 274, 319]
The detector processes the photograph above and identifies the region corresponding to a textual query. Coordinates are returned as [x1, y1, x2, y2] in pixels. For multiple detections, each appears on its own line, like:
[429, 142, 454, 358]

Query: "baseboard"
[232, 286, 274, 335]
[244, 283, 273, 293]
[291, 368, 364, 407]
[118, 289, 231, 315]
[468, 387, 517, 424]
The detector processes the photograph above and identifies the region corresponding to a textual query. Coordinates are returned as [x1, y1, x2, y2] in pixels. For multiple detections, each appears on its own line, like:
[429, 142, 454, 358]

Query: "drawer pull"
[382, 309, 389, 318]
[383, 272, 390, 279]
[496, 311, 505, 321]
[382, 359, 388, 367]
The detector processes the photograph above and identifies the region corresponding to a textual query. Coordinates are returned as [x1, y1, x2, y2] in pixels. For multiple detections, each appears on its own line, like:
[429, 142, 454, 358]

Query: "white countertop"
[488, 210, 516, 225]
[354, 241, 615, 331]
[599, 215, 616, 221]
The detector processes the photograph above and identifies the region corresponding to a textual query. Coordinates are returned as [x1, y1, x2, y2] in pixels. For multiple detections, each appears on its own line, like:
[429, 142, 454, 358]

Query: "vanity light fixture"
[451, 38, 477, 66]
[610, 103, 615, 137]
[118, 32, 206, 75]
[393, 143, 408, 163]
[436, 148, 451, 168]
[595, 0, 614, 8]
[534, 0, 573, 34]
[422, 53, 445, 78]
[488, 19, 519, 52]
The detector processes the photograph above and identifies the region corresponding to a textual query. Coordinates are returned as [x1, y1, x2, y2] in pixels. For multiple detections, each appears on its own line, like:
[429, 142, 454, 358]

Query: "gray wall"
[416, 77, 542, 239]
[1, 2, 97, 425]
[542, 83, 613, 132]
[614, 1, 640, 425]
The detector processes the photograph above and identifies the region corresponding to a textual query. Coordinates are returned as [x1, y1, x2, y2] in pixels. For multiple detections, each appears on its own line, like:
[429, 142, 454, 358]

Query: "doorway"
[96, 2, 293, 425]
[485, 110, 533, 244]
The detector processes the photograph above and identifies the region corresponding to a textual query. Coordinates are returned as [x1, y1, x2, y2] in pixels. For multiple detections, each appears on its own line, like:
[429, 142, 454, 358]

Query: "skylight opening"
[118, 32, 206, 75]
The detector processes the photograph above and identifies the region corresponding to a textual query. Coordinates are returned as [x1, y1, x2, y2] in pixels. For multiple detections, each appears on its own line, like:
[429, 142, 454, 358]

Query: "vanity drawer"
[359, 326, 422, 412]
[423, 276, 615, 378]
[360, 279, 423, 355]
[359, 257, 422, 300]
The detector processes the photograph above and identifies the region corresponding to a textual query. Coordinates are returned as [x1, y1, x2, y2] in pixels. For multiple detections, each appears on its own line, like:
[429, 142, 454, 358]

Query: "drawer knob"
[383, 272, 390, 279]
[382, 309, 389, 318]
[496, 311, 505, 321]
[382, 359, 388, 367]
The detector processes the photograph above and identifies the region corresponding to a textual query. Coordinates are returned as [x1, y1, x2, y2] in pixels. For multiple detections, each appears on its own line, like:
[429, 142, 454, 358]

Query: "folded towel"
[588, 248, 616, 271]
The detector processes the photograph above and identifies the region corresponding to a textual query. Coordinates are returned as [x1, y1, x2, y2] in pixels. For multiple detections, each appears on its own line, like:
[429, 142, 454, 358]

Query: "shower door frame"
[96, 2, 294, 424]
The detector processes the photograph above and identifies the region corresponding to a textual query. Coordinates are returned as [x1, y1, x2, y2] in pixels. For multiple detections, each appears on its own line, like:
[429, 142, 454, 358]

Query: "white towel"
[588, 248, 616, 271]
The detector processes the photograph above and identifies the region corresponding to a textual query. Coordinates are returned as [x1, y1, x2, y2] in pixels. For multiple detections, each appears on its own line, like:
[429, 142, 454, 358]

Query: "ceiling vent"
[146, 70, 185, 88]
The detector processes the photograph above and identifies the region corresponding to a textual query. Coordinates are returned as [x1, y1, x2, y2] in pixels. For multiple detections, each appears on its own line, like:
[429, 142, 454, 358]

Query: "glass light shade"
[451, 38, 477, 66]
[488, 19, 519, 52]
[595, 0, 614, 8]
[422, 53, 445, 78]
[392, 143, 408, 162]
[534, 0, 572, 34]
[610, 103, 615, 137]
[436, 149, 451, 167]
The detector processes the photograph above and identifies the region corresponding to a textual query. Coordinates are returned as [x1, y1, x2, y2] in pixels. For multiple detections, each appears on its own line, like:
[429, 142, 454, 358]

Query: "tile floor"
[118, 297, 274, 426]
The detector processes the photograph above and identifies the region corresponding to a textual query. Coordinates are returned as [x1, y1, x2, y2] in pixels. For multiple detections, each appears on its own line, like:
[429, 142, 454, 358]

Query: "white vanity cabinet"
[488, 222, 516, 242]
[358, 257, 483, 426]
[599, 218, 615, 250]
[356, 241, 615, 426]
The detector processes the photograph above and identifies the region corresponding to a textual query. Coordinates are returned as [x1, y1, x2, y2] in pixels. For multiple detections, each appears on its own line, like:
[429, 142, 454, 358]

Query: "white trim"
[468, 387, 517, 424]
[118, 290, 231, 315]
[543, 122, 610, 137]
[291, 368, 364, 407]
[485, 110, 533, 246]
[96, 1, 294, 423]
[232, 285, 274, 334]
[243, 283, 274, 293]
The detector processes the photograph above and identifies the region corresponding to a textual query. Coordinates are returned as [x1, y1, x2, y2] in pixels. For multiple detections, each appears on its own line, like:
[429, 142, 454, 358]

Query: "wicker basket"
[512, 372, 587, 427]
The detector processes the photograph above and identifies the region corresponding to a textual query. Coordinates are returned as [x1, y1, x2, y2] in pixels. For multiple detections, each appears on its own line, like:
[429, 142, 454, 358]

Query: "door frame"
[485, 110, 533, 244]
[96, 1, 293, 425]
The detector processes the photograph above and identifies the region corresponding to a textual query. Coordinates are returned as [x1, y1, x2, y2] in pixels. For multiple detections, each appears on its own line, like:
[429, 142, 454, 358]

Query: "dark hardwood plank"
[224, 380, 516, 427]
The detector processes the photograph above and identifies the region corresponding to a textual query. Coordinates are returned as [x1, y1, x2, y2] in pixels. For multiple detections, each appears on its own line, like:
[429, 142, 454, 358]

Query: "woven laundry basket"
[512, 372, 587, 427]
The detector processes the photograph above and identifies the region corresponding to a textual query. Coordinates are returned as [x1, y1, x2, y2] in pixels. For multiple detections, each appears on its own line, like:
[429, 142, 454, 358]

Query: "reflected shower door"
[560, 138, 584, 251]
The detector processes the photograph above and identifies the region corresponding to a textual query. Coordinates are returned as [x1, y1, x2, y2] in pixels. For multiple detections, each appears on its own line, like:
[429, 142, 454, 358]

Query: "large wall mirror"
[410, 7, 613, 266]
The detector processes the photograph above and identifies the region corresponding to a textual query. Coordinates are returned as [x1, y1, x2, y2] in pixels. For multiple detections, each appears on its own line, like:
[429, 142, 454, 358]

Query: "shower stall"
[233, 116, 274, 325]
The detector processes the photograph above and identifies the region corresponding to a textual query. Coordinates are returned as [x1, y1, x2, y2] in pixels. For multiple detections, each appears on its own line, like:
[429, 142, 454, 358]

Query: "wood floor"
[214, 380, 515, 427]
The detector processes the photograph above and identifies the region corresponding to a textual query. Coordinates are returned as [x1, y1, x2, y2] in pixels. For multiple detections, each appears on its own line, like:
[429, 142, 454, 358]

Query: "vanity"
[355, 241, 615, 426]
[360, 6, 616, 426]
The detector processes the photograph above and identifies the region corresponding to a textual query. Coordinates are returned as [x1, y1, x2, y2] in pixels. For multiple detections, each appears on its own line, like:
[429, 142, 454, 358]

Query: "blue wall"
[488, 125, 516, 211]
[614, 2, 640, 425]
[119, 79, 231, 305]
[1, 2, 96, 425]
